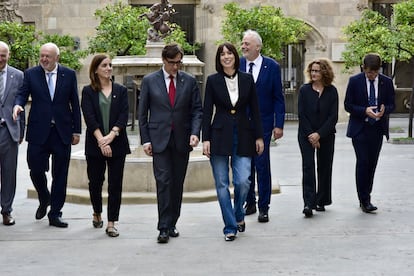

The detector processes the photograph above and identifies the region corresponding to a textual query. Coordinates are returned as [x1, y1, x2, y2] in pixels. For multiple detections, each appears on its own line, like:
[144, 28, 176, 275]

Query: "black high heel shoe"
[92, 213, 103, 228]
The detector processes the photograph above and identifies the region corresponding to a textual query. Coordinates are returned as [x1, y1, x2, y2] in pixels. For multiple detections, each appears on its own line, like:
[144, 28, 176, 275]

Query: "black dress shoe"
[2, 213, 15, 226]
[49, 217, 68, 228]
[237, 222, 246, 232]
[224, 233, 236, 241]
[258, 211, 269, 223]
[360, 203, 378, 213]
[303, 206, 313, 218]
[169, 227, 179, 237]
[158, 230, 169, 243]
[244, 204, 257, 215]
[35, 204, 48, 220]
[316, 205, 325, 212]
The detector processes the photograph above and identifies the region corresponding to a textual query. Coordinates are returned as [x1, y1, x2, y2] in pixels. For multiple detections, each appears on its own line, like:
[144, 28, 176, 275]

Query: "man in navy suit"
[138, 43, 202, 243]
[0, 41, 24, 226]
[240, 30, 285, 222]
[344, 53, 395, 213]
[13, 42, 81, 227]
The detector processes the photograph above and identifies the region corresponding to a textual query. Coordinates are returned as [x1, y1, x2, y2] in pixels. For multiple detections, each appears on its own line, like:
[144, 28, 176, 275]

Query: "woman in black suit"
[202, 43, 264, 241]
[298, 58, 338, 218]
[81, 54, 131, 237]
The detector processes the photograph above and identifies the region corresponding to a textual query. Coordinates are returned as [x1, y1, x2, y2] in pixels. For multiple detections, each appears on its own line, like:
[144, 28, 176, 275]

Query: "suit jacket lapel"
[377, 75, 385, 104]
[3, 71, 12, 102]
[175, 71, 185, 106]
[256, 56, 267, 84]
[155, 70, 171, 107]
[55, 65, 64, 99]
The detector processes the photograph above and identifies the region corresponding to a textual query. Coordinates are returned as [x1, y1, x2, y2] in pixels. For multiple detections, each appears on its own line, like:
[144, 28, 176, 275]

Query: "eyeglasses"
[311, 69, 321, 73]
[166, 60, 183, 65]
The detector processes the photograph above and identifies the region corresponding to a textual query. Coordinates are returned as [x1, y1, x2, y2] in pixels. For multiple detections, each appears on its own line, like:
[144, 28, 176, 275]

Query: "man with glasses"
[138, 43, 202, 243]
[344, 53, 395, 213]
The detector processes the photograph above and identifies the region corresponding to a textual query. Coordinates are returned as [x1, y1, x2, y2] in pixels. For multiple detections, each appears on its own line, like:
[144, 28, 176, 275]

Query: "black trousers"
[351, 123, 383, 205]
[28, 126, 71, 219]
[86, 154, 126, 222]
[298, 134, 335, 208]
[153, 132, 189, 231]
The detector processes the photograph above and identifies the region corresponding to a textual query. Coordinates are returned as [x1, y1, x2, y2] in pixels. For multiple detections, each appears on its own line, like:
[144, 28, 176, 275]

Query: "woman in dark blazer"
[81, 54, 131, 237]
[202, 43, 264, 241]
[298, 58, 338, 218]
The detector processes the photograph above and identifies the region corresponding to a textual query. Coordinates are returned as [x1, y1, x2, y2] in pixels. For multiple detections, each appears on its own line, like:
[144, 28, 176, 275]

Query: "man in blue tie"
[13, 42, 81, 227]
[344, 53, 395, 213]
[240, 30, 285, 223]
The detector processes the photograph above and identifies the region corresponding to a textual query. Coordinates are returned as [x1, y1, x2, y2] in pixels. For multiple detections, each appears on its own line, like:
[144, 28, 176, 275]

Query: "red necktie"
[169, 75, 176, 107]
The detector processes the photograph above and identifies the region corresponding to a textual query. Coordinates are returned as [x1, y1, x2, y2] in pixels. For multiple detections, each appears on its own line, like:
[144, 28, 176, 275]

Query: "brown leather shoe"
[2, 213, 15, 226]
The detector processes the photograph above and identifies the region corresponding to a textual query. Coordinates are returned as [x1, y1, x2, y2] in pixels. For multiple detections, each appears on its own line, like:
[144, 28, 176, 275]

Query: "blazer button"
[230, 109, 236, 114]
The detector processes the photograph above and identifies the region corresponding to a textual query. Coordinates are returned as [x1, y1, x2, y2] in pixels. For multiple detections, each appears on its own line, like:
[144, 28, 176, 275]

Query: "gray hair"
[243, 29, 263, 48]
[41, 42, 60, 55]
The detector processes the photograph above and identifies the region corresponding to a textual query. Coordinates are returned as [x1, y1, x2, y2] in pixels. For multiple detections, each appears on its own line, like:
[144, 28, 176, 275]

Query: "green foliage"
[164, 24, 200, 54]
[393, 0, 414, 61]
[88, 2, 198, 56]
[342, 1, 414, 72]
[0, 21, 37, 71]
[40, 34, 88, 71]
[0, 21, 87, 71]
[221, 3, 310, 60]
[88, 2, 149, 56]
[342, 10, 398, 71]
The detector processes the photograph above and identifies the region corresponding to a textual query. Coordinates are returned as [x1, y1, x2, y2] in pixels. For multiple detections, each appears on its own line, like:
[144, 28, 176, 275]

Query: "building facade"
[1, 0, 408, 121]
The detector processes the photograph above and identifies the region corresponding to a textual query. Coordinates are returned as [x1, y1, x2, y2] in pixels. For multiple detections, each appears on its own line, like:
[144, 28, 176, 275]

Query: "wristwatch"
[111, 129, 119, 136]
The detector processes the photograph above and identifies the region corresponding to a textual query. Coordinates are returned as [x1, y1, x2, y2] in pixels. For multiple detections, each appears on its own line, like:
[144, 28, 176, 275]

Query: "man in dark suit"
[13, 42, 81, 227]
[0, 41, 24, 226]
[344, 53, 395, 213]
[240, 30, 285, 222]
[138, 43, 202, 243]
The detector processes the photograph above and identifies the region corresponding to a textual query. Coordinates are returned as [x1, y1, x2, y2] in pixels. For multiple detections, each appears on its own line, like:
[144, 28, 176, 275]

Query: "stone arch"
[302, 21, 328, 57]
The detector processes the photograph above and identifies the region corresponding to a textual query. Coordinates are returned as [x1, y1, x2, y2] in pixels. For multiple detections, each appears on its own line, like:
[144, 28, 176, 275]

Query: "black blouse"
[298, 83, 338, 138]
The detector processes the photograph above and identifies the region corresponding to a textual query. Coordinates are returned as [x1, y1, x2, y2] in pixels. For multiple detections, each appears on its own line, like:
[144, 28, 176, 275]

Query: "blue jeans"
[210, 131, 251, 235]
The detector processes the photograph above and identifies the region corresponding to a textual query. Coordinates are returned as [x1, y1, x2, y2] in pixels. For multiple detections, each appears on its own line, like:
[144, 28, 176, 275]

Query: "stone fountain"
[62, 1, 213, 204]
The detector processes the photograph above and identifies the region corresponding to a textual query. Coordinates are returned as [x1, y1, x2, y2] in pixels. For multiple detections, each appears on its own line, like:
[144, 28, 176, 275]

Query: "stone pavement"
[1, 118, 413, 275]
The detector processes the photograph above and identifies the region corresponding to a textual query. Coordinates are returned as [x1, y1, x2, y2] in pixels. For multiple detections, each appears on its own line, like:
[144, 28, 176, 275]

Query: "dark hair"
[215, 42, 240, 73]
[305, 58, 335, 86]
[162, 43, 184, 60]
[363, 53, 382, 71]
[89, 54, 110, 92]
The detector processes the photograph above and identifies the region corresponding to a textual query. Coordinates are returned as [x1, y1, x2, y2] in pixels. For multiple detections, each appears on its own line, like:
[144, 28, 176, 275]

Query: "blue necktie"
[368, 79, 376, 125]
[47, 72, 55, 100]
[248, 62, 254, 74]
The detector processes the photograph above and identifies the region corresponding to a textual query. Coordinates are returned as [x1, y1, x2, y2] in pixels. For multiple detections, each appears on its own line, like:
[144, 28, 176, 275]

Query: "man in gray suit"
[139, 43, 203, 243]
[0, 41, 24, 226]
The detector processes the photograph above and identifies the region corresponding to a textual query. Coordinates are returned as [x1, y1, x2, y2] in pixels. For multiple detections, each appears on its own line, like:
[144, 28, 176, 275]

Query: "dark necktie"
[248, 62, 254, 74]
[368, 79, 376, 125]
[168, 75, 175, 107]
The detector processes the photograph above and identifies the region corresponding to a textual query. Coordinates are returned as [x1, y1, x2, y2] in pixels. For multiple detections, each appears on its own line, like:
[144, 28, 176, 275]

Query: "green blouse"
[99, 91, 112, 135]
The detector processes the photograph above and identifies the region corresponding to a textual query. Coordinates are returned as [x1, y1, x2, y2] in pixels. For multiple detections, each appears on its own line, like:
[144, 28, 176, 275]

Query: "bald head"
[0, 41, 10, 70]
